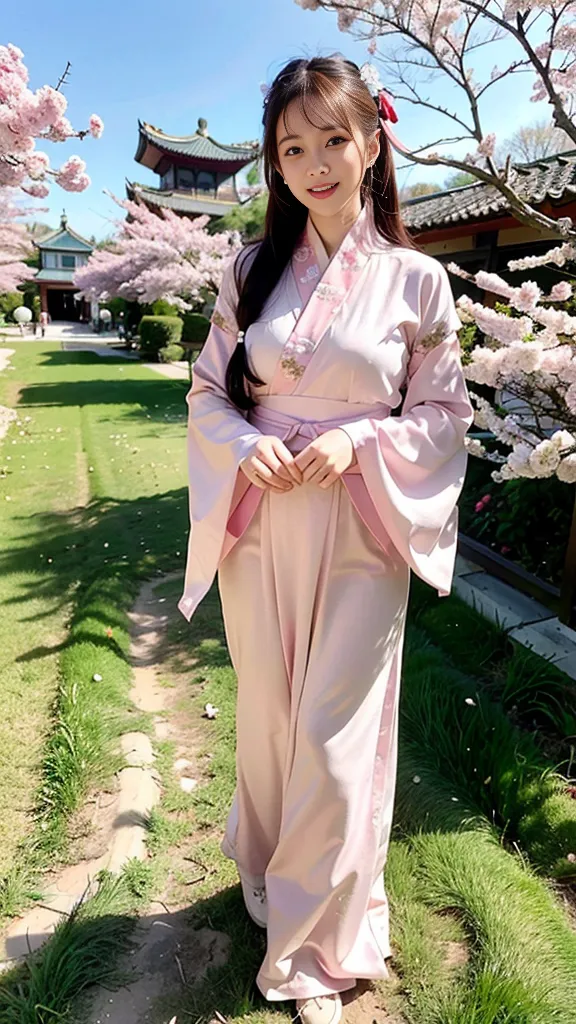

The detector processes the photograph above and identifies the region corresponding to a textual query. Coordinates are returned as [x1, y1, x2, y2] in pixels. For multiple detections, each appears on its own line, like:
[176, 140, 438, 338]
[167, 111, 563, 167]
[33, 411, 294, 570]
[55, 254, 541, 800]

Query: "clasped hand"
[240, 430, 357, 492]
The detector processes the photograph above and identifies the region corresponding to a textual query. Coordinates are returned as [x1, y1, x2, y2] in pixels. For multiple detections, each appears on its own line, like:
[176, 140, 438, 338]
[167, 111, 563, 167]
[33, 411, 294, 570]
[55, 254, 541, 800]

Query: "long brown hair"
[225, 54, 420, 410]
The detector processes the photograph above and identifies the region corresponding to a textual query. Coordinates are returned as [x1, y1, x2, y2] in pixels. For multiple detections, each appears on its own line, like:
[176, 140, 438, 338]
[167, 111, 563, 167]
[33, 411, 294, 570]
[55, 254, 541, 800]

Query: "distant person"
[39, 310, 49, 338]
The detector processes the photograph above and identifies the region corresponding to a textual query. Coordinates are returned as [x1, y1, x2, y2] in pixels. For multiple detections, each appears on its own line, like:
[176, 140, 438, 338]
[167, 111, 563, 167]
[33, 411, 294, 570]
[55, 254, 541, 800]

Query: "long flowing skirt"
[218, 474, 410, 1001]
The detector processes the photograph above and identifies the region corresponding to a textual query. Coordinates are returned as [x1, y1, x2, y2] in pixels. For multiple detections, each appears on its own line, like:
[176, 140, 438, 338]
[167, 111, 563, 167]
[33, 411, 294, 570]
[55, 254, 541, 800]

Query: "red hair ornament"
[377, 90, 410, 155]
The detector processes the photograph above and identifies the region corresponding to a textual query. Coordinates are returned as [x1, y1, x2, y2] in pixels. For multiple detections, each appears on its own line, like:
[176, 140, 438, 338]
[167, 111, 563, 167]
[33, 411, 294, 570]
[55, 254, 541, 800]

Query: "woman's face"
[275, 97, 380, 215]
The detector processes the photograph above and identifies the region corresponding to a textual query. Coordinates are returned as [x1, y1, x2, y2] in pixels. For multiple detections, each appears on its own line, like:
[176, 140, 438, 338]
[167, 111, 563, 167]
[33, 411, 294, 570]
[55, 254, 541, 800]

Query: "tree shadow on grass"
[0, 885, 277, 1024]
[0, 487, 190, 664]
[18, 350, 187, 410]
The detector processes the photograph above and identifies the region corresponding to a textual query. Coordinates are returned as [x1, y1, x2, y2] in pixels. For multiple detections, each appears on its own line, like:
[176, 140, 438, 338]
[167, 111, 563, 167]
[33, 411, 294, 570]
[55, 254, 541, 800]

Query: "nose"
[307, 156, 330, 179]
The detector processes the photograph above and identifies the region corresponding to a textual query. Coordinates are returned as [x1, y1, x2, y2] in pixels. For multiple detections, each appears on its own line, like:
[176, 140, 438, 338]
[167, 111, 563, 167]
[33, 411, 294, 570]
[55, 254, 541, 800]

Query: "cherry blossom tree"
[0, 43, 103, 199]
[74, 193, 242, 309]
[0, 191, 34, 293]
[294, 0, 576, 240]
[451, 243, 576, 483]
[0, 43, 103, 296]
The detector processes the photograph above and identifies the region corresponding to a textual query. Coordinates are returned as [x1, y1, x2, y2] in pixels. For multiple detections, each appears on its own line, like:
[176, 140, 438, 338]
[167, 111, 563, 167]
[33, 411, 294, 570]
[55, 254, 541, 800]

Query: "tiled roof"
[127, 182, 241, 217]
[36, 217, 92, 252]
[137, 121, 259, 164]
[402, 149, 576, 231]
[35, 268, 76, 283]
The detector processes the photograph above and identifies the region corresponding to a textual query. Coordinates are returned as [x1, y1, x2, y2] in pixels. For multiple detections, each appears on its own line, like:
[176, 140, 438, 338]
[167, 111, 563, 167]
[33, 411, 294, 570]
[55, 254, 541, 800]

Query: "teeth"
[311, 184, 336, 192]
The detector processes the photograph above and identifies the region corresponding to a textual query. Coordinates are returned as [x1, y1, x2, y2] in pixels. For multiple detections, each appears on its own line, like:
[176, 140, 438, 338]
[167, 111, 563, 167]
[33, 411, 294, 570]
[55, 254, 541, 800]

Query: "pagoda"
[34, 212, 93, 321]
[127, 117, 259, 220]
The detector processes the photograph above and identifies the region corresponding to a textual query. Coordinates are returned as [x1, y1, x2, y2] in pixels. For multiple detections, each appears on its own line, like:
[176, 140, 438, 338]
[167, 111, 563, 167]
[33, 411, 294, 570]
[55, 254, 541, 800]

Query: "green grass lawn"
[1, 340, 576, 1024]
[0, 342, 190, 912]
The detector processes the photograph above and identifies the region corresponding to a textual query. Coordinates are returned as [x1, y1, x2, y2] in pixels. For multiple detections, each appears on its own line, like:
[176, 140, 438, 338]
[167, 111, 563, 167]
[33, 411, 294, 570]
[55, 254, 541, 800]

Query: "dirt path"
[86, 575, 230, 1024]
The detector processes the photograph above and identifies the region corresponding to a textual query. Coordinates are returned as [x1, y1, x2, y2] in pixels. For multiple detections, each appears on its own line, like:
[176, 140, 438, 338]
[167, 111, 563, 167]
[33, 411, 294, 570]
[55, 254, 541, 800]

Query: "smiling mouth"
[307, 183, 339, 196]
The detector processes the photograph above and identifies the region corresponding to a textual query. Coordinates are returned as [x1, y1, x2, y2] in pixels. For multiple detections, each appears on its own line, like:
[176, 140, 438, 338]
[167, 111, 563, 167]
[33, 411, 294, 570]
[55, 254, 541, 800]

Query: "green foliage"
[151, 298, 181, 317]
[159, 342, 185, 362]
[459, 456, 572, 586]
[443, 170, 478, 188]
[211, 192, 267, 240]
[101, 296, 127, 319]
[181, 311, 210, 345]
[246, 161, 261, 186]
[0, 292, 24, 321]
[138, 315, 182, 360]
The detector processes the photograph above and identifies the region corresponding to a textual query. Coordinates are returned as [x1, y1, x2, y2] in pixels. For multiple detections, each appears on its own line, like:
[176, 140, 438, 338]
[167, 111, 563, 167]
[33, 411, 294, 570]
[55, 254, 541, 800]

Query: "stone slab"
[456, 571, 552, 628]
[454, 553, 485, 576]
[510, 618, 576, 679]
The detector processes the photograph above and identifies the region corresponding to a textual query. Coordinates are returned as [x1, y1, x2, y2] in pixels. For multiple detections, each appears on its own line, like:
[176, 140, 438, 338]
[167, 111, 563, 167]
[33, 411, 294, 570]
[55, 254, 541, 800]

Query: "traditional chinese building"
[402, 148, 576, 300]
[34, 212, 92, 321]
[126, 117, 259, 220]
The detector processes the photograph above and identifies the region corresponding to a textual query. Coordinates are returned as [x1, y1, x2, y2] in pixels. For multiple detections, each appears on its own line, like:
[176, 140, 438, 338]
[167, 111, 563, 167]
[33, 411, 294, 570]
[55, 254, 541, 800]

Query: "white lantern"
[13, 306, 32, 324]
[99, 309, 112, 322]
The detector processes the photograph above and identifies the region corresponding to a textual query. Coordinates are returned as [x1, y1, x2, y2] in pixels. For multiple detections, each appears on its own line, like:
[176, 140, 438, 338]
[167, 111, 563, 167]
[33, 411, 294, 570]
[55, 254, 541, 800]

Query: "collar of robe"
[269, 201, 388, 395]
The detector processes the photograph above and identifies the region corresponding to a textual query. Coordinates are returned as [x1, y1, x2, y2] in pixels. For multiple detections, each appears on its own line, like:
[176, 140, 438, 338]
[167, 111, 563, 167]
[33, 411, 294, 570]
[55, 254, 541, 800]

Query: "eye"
[284, 135, 348, 157]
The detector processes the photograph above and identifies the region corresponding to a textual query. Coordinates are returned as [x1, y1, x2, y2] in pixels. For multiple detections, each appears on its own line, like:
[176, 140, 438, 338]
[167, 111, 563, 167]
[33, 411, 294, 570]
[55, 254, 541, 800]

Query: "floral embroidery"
[210, 308, 235, 333]
[315, 283, 345, 301]
[281, 355, 306, 380]
[416, 321, 452, 351]
[293, 244, 313, 262]
[299, 265, 320, 284]
[289, 337, 315, 355]
[339, 246, 361, 271]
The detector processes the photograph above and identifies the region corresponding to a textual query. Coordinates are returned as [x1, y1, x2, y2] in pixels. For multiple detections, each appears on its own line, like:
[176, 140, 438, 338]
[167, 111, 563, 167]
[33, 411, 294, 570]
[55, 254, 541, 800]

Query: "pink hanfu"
[179, 201, 474, 1000]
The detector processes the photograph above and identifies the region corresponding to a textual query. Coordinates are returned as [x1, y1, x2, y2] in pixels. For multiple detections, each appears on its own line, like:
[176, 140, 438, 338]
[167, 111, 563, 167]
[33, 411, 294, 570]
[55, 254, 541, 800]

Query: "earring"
[284, 178, 287, 184]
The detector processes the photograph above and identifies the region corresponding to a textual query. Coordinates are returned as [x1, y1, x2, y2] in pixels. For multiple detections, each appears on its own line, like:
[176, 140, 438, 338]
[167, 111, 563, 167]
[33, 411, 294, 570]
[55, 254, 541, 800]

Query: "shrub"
[181, 312, 210, 346]
[159, 343, 185, 362]
[138, 316, 182, 360]
[152, 298, 181, 317]
[0, 292, 24, 321]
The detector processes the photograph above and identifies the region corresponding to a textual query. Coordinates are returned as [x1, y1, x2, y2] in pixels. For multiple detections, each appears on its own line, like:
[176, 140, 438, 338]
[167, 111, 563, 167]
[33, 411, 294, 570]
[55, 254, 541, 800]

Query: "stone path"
[454, 554, 576, 678]
[0, 576, 177, 970]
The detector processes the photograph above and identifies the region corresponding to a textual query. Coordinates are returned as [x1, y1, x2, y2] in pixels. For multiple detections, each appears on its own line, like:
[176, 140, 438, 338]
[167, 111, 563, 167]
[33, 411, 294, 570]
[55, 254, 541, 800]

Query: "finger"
[318, 470, 339, 489]
[271, 438, 303, 483]
[300, 455, 332, 483]
[246, 471, 268, 490]
[254, 458, 291, 489]
[293, 447, 317, 474]
[258, 443, 298, 485]
[305, 463, 331, 484]
[252, 458, 292, 491]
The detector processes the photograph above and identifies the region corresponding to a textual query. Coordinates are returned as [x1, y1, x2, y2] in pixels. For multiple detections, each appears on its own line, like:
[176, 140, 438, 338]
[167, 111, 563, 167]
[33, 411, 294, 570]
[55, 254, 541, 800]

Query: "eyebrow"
[277, 125, 344, 147]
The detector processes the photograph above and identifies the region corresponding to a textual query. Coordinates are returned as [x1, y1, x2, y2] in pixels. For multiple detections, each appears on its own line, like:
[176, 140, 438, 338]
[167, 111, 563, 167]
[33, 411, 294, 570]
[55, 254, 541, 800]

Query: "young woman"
[179, 54, 474, 1024]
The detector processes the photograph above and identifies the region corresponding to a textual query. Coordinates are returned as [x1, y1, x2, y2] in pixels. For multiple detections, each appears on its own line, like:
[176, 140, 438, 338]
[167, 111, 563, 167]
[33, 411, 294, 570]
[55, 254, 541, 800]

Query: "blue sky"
[3, 0, 554, 240]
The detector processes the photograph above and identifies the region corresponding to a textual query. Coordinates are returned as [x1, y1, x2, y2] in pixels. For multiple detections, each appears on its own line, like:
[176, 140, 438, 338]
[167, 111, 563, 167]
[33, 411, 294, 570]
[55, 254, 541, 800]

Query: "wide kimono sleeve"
[178, 255, 263, 621]
[339, 259, 474, 596]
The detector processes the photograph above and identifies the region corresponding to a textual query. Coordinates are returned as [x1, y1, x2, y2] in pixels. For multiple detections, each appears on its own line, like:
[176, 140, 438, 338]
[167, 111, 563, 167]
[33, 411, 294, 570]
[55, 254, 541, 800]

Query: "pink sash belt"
[222, 399, 396, 561]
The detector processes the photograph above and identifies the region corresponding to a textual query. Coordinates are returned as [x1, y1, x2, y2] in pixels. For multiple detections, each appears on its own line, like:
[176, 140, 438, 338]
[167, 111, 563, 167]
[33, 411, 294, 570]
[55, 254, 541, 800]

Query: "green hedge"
[138, 316, 183, 360]
[181, 312, 210, 346]
[159, 343, 185, 362]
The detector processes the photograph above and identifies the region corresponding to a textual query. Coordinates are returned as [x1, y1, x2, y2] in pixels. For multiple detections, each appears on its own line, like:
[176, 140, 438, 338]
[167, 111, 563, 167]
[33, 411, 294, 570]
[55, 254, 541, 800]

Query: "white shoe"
[296, 993, 343, 1024]
[239, 875, 267, 928]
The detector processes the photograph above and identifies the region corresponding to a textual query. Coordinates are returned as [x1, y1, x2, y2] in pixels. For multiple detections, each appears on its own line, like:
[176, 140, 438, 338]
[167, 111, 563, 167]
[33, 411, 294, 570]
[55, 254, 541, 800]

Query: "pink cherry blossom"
[452, 242, 576, 483]
[549, 281, 572, 301]
[89, 114, 104, 139]
[0, 45, 102, 200]
[25, 182, 50, 198]
[0, 189, 34, 292]
[74, 193, 242, 309]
